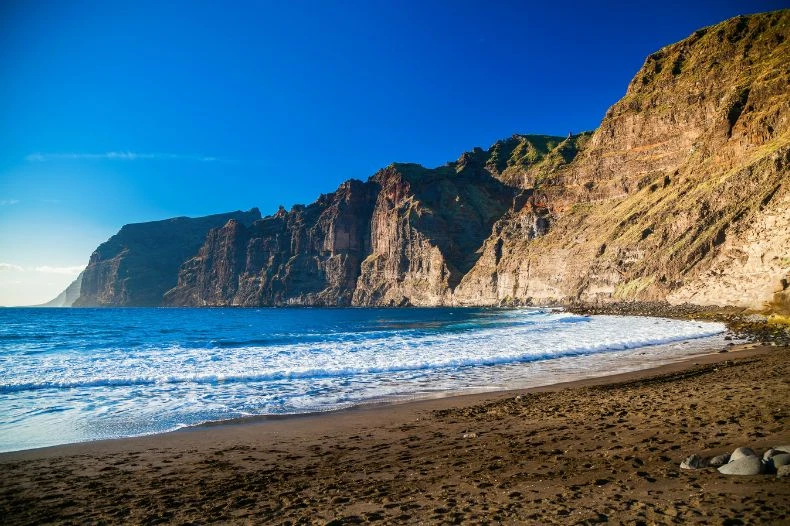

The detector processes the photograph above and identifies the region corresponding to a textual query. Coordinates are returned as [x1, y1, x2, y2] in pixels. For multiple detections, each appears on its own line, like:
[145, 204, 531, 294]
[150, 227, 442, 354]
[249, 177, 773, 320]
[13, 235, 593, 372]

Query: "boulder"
[730, 447, 757, 462]
[680, 455, 709, 470]
[709, 454, 730, 468]
[718, 456, 764, 476]
[762, 447, 790, 460]
[769, 453, 790, 469]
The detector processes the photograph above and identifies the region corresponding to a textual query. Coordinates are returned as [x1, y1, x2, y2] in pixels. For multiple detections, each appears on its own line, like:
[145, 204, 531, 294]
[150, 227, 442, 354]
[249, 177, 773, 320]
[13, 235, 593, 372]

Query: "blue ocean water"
[0, 307, 729, 452]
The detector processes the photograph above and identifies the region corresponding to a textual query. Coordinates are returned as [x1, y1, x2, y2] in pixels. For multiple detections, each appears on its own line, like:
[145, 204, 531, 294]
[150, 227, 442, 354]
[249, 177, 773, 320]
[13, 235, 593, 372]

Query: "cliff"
[164, 159, 518, 306]
[73, 209, 261, 306]
[164, 181, 377, 306]
[455, 10, 790, 311]
[61, 10, 790, 312]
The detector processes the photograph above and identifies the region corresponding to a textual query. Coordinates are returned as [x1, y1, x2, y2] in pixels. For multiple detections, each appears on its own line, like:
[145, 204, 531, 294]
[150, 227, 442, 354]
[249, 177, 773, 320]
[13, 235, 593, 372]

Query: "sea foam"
[0, 307, 730, 452]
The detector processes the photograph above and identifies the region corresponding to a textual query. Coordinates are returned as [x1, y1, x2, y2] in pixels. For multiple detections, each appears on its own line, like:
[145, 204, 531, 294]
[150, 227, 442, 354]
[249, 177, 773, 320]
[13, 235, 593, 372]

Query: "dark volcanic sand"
[1, 344, 788, 525]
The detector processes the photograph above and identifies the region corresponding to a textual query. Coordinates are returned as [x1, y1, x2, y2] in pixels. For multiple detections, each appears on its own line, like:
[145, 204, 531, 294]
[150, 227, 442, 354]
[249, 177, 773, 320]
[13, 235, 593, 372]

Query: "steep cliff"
[165, 160, 518, 306]
[164, 181, 377, 306]
[74, 209, 261, 306]
[455, 10, 790, 311]
[351, 161, 516, 306]
[62, 11, 789, 312]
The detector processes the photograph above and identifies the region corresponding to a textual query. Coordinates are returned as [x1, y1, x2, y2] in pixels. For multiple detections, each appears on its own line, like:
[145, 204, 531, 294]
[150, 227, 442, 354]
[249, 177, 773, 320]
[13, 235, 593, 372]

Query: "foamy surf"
[0, 307, 732, 452]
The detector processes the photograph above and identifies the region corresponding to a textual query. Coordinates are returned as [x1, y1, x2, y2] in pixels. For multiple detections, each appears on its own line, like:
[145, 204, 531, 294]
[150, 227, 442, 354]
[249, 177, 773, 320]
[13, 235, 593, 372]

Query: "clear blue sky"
[0, 0, 785, 305]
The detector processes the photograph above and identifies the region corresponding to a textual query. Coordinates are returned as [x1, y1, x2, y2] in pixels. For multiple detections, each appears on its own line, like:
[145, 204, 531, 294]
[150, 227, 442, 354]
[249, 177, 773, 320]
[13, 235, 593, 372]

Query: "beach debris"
[463, 432, 478, 439]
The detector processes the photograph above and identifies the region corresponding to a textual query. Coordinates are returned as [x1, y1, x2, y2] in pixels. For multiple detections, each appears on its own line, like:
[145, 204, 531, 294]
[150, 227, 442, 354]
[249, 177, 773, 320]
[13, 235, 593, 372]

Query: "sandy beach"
[1, 343, 788, 524]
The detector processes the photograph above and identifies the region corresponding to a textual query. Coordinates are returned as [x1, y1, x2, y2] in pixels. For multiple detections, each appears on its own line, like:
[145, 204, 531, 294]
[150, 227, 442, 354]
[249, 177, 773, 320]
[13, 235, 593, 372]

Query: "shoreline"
[0, 341, 769, 460]
[2, 342, 787, 524]
[188, 340, 758, 429]
[0, 313, 735, 456]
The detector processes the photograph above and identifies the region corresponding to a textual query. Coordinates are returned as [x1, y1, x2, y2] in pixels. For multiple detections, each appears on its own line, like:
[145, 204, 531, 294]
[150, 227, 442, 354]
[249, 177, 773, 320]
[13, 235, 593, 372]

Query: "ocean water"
[0, 307, 731, 452]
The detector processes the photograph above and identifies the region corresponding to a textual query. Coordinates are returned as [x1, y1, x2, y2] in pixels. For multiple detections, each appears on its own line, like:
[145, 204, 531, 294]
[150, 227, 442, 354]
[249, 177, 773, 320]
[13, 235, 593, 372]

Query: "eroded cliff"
[164, 180, 377, 306]
[65, 10, 790, 312]
[165, 158, 519, 306]
[455, 10, 790, 311]
[74, 209, 261, 306]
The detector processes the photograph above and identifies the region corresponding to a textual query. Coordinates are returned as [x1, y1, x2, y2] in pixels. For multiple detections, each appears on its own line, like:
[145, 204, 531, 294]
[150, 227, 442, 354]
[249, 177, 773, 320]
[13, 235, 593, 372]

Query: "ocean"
[0, 307, 731, 452]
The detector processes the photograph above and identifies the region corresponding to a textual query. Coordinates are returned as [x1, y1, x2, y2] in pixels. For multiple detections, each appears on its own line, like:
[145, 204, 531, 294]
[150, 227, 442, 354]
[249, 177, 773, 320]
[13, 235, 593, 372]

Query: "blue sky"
[0, 0, 786, 305]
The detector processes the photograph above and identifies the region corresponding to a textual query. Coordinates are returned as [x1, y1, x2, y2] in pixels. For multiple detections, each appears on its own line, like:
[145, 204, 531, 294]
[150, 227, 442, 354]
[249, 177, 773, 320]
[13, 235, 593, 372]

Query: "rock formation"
[164, 161, 517, 306]
[62, 10, 789, 311]
[454, 10, 790, 310]
[163, 181, 377, 306]
[73, 209, 260, 306]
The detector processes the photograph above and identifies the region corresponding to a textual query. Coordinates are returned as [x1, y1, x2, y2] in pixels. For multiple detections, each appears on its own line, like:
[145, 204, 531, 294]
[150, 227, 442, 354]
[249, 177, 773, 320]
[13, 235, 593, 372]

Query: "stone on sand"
[769, 453, 790, 469]
[718, 456, 764, 476]
[730, 447, 757, 462]
[680, 454, 709, 470]
[764, 448, 780, 460]
[709, 454, 730, 468]
[763, 447, 790, 460]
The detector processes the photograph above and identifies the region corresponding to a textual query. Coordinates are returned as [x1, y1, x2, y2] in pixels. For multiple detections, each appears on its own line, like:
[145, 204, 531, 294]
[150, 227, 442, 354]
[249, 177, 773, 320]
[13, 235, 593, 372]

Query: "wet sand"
[1, 344, 788, 524]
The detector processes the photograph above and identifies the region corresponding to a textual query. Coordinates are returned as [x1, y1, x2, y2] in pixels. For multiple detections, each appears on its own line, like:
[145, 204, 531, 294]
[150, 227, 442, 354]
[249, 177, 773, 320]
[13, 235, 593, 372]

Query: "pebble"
[463, 432, 478, 439]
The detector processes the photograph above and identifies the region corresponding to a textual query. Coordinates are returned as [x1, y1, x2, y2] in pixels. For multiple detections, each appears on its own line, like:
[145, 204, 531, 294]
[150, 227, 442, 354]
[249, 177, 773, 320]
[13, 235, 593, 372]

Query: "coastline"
[1, 334, 744, 457]
[2, 342, 788, 524]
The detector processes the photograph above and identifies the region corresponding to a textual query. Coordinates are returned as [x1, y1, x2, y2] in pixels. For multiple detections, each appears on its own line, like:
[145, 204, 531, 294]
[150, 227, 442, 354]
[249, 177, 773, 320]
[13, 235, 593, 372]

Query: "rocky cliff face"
[165, 160, 517, 306]
[164, 180, 377, 306]
[63, 11, 789, 312]
[74, 209, 261, 306]
[455, 10, 790, 311]
[351, 162, 516, 306]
